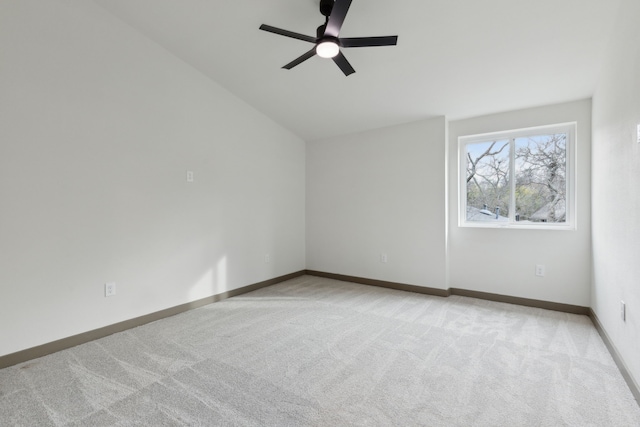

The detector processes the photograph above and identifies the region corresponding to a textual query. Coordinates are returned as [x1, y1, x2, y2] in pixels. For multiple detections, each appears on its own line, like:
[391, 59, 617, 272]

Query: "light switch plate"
[637, 124, 640, 143]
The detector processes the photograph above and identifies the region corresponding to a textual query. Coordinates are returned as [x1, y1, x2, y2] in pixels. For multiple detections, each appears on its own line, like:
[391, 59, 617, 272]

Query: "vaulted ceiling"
[93, 0, 622, 141]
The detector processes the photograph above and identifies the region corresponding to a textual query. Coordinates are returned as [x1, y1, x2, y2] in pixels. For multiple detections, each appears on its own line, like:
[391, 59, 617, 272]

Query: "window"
[459, 123, 575, 229]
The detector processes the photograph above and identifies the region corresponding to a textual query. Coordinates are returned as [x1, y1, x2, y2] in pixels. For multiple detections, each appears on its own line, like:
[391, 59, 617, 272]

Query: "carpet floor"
[1, 275, 639, 426]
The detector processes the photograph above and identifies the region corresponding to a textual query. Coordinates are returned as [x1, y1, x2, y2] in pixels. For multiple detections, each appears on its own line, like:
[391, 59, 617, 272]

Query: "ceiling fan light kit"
[316, 40, 339, 58]
[259, 0, 398, 76]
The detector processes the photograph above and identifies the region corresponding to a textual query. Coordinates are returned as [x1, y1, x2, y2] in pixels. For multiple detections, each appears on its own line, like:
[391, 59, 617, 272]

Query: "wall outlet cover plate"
[105, 282, 116, 297]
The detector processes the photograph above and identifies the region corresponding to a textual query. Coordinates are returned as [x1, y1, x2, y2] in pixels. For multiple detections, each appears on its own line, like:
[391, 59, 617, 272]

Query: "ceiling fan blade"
[259, 24, 316, 44]
[340, 35, 398, 48]
[325, 0, 353, 37]
[332, 51, 355, 76]
[283, 48, 317, 70]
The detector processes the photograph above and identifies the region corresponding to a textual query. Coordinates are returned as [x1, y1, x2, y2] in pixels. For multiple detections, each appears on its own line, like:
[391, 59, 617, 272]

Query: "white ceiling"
[93, 0, 622, 141]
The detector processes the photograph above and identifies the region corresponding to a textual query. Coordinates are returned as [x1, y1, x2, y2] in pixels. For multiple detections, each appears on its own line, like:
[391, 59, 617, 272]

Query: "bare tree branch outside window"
[465, 133, 567, 223]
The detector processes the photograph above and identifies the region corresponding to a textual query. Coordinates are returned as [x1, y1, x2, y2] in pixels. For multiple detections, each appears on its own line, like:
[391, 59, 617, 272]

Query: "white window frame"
[458, 122, 576, 230]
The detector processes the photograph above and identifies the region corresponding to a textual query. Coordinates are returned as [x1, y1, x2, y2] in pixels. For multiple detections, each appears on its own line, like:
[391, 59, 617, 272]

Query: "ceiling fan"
[259, 0, 398, 76]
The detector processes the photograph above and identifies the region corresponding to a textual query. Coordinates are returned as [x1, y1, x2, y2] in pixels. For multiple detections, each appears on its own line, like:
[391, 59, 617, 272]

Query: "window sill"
[459, 222, 575, 231]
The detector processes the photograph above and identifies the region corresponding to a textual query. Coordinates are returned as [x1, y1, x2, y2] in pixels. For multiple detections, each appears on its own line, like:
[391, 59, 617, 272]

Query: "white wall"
[0, 0, 305, 357]
[591, 0, 640, 389]
[448, 100, 592, 306]
[306, 118, 448, 288]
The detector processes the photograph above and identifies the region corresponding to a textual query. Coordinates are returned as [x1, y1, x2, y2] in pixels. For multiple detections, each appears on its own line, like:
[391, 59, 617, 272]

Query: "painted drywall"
[448, 100, 592, 306]
[591, 0, 640, 390]
[0, 0, 305, 357]
[306, 117, 448, 288]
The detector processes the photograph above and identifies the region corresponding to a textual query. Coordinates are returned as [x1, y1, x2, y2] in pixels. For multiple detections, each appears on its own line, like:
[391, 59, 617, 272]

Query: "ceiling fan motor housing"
[316, 25, 339, 46]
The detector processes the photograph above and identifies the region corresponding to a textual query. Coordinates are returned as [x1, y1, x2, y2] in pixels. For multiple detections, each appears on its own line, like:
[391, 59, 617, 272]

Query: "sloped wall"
[0, 0, 305, 357]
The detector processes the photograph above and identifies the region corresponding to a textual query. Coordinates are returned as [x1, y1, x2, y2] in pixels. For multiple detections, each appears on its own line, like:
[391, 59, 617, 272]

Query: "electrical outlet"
[637, 124, 640, 143]
[380, 253, 388, 263]
[265, 254, 270, 263]
[105, 282, 116, 297]
[621, 301, 626, 322]
[186, 170, 194, 182]
[535, 264, 545, 277]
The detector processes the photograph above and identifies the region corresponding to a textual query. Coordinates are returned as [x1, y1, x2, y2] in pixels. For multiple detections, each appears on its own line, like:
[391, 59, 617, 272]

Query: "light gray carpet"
[1, 275, 639, 426]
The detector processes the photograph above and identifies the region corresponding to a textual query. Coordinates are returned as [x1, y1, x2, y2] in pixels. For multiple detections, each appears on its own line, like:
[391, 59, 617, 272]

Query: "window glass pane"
[514, 134, 567, 223]
[465, 139, 510, 222]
